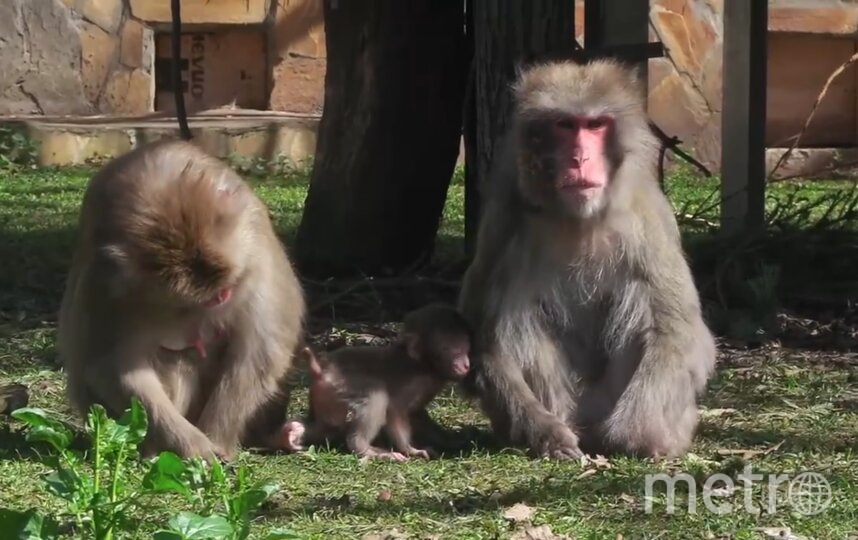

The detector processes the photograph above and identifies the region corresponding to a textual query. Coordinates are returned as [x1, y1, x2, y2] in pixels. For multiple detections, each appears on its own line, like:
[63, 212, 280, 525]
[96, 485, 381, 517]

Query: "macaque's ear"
[101, 244, 137, 295]
[401, 332, 421, 360]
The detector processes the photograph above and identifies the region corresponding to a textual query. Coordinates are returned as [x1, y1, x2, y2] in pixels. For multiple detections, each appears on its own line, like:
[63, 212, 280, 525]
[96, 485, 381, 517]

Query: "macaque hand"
[535, 421, 584, 460]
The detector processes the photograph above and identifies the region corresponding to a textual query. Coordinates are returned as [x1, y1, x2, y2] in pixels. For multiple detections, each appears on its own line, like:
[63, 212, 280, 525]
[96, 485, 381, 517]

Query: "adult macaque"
[280, 304, 471, 461]
[458, 60, 716, 459]
[58, 140, 306, 460]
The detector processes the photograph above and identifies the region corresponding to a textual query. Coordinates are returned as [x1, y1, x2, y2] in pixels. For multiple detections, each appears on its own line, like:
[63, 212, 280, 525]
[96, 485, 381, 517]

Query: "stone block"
[652, 1, 717, 77]
[766, 34, 856, 147]
[270, 57, 325, 113]
[648, 58, 674, 93]
[33, 129, 133, 166]
[699, 42, 722, 112]
[648, 71, 711, 143]
[77, 0, 123, 34]
[101, 68, 153, 114]
[13, 0, 91, 114]
[130, 0, 270, 25]
[80, 21, 119, 103]
[120, 19, 154, 70]
[273, 0, 325, 58]
[769, 7, 858, 35]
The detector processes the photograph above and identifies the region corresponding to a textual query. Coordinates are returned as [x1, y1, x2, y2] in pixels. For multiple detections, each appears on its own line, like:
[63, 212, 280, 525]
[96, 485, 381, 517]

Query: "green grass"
[1, 163, 857, 539]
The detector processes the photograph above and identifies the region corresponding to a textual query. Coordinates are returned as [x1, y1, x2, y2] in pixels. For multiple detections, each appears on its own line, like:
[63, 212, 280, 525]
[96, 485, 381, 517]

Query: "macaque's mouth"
[452, 363, 470, 377]
[558, 176, 603, 190]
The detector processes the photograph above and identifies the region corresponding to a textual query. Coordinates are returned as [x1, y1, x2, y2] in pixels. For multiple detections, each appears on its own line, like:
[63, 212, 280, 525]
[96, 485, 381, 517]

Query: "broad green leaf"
[11, 408, 73, 451]
[153, 532, 184, 540]
[43, 468, 84, 502]
[0, 508, 59, 540]
[142, 452, 191, 496]
[168, 512, 234, 540]
[116, 397, 148, 444]
[232, 482, 280, 518]
[85, 403, 109, 437]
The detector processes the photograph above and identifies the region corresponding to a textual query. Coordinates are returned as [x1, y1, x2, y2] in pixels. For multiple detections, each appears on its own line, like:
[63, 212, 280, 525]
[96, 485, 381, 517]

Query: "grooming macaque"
[58, 140, 306, 460]
[279, 304, 471, 461]
[458, 60, 716, 459]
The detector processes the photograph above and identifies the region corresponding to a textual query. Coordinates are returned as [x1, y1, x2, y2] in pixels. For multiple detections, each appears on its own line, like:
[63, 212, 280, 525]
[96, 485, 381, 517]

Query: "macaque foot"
[405, 446, 435, 459]
[535, 422, 584, 460]
[277, 420, 307, 452]
[359, 447, 409, 462]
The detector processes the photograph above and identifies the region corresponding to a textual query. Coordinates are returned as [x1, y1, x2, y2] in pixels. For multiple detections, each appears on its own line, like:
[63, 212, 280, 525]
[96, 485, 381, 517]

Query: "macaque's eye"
[555, 118, 577, 130]
[584, 117, 610, 130]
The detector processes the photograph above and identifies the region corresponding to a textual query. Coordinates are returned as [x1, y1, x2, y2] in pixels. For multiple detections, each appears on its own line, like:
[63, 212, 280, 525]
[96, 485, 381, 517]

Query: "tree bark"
[470, 1, 576, 226]
[295, 0, 467, 277]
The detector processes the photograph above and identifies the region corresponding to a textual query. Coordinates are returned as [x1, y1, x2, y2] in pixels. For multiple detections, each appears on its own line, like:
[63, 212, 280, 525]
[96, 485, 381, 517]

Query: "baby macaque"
[280, 303, 471, 461]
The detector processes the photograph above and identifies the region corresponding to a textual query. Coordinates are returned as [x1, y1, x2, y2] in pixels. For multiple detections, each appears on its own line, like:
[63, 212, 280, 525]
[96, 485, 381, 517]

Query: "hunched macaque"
[58, 140, 306, 460]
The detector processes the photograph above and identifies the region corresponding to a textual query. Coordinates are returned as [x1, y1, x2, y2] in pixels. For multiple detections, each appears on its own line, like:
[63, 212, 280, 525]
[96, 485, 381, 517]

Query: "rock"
[10, 0, 91, 114]
[691, 111, 721, 172]
[130, 0, 269, 25]
[80, 21, 119, 103]
[652, 1, 717, 78]
[698, 42, 722, 112]
[648, 71, 710, 144]
[769, 6, 858, 35]
[77, 0, 123, 34]
[648, 57, 674, 93]
[120, 19, 154, 70]
[101, 68, 152, 114]
[270, 56, 326, 113]
[273, 0, 326, 58]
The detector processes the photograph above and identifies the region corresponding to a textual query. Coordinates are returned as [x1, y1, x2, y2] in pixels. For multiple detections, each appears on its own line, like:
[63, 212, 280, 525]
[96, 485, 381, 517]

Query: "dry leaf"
[700, 407, 737, 418]
[756, 527, 809, 540]
[764, 440, 785, 455]
[716, 448, 765, 460]
[503, 503, 535, 523]
[362, 529, 408, 540]
[576, 468, 598, 480]
[619, 494, 636, 505]
[510, 525, 572, 540]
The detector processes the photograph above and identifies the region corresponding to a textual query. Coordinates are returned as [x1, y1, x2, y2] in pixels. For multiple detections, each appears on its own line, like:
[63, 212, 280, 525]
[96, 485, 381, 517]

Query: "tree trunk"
[470, 1, 576, 226]
[295, 0, 467, 277]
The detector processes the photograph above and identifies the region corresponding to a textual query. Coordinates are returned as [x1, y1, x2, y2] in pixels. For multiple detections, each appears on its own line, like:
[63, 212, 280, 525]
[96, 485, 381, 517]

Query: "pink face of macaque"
[552, 115, 613, 215]
[441, 339, 471, 380]
[159, 287, 233, 358]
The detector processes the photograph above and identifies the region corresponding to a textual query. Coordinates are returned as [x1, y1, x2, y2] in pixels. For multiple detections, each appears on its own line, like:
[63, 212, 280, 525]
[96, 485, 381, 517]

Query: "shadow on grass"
[268, 465, 651, 522]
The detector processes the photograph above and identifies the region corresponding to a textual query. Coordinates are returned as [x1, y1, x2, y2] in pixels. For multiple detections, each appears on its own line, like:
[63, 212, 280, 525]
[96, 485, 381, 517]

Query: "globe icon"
[788, 472, 832, 516]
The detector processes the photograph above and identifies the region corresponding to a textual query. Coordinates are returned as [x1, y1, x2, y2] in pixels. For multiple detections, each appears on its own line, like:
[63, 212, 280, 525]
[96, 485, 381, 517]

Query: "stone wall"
[646, 0, 858, 171]
[0, 0, 153, 115]
[0, 0, 326, 116]
[3, 0, 858, 174]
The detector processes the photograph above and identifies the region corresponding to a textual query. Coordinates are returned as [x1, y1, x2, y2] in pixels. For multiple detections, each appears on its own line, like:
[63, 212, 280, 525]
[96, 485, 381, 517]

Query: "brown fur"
[458, 60, 716, 459]
[279, 304, 471, 460]
[58, 139, 306, 459]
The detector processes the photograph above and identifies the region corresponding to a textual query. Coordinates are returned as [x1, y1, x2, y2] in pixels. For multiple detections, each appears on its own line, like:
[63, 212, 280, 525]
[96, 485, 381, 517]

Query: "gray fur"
[459, 59, 716, 458]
